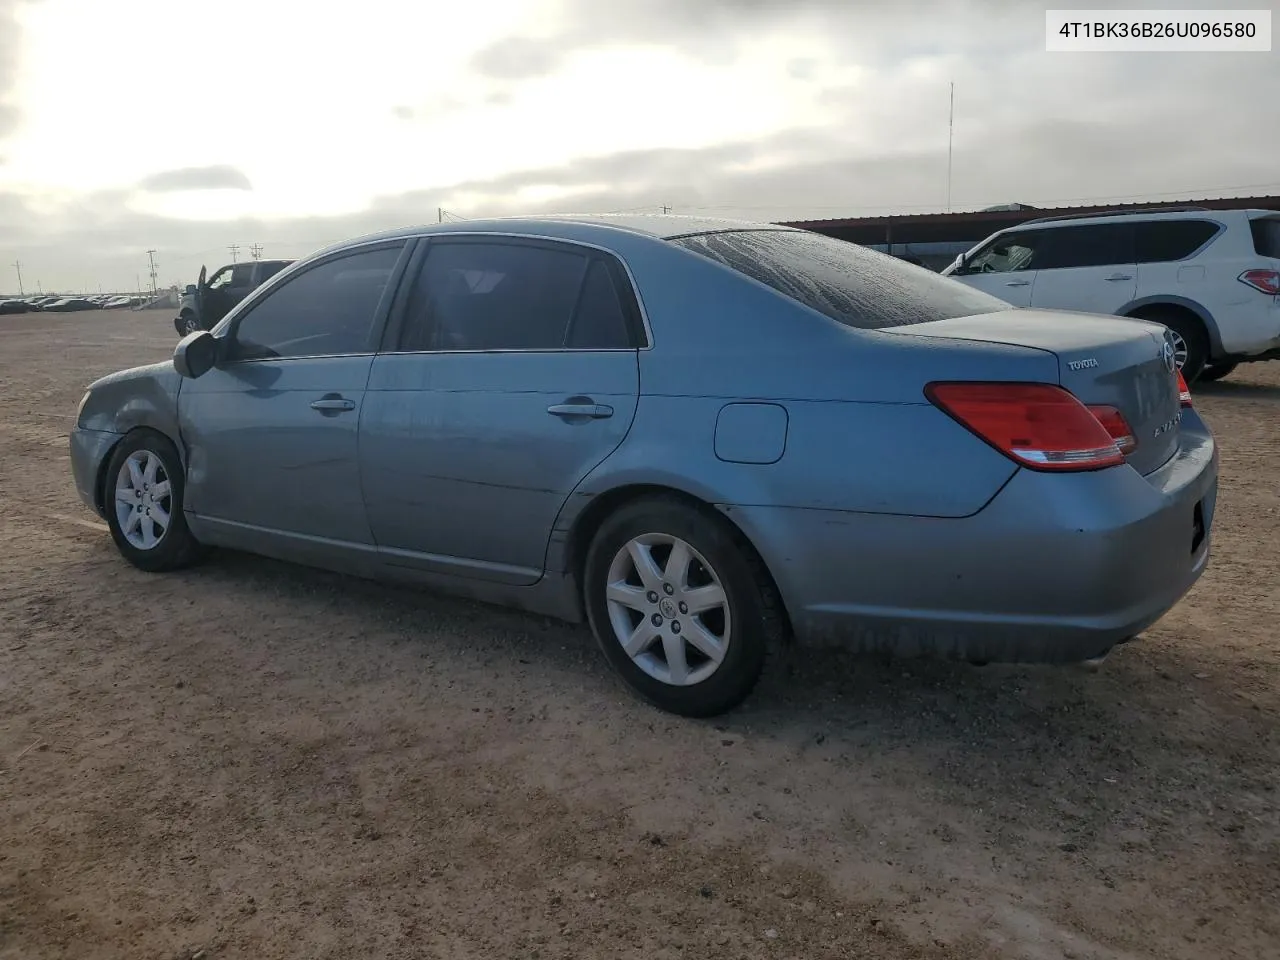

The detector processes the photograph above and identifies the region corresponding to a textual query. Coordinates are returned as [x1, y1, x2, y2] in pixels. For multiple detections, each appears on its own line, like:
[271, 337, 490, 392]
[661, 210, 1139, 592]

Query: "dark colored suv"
[174, 259, 293, 336]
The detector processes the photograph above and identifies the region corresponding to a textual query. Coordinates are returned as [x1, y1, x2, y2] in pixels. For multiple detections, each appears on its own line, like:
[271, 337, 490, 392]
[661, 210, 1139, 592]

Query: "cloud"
[137, 165, 254, 193]
[4, 0, 1278, 292]
[0, 0, 39, 140]
[470, 36, 564, 81]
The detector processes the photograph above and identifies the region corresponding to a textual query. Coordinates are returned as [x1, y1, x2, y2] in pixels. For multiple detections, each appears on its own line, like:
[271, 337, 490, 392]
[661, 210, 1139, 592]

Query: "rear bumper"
[727, 414, 1218, 663]
[1217, 296, 1280, 357]
[69, 427, 123, 518]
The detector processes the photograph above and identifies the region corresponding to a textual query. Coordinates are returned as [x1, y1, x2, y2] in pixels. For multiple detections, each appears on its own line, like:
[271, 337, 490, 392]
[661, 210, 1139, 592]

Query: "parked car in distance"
[42, 297, 99, 312]
[70, 215, 1217, 717]
[0, 299, 30, 314]
[175, 259, 294, 336]
[942, 206, 1280, 382]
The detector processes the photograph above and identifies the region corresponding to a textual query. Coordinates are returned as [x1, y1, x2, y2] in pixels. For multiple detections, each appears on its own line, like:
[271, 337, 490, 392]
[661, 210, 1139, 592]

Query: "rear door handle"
[1105, 274, 1133, 281]
[1004, 279, 1030, 287]
[547, 402, 613, 420]
[310, 396, 356, 412]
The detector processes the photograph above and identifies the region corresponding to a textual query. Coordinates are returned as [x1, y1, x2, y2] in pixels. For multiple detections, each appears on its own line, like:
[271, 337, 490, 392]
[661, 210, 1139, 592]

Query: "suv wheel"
[177, 311, 200, 336]
[1143, 310, 1209, 383]
[1199, 361, 1238, 383]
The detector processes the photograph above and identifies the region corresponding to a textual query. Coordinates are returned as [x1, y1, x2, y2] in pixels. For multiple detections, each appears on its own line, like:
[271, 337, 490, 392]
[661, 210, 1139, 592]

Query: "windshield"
[670, 229, 1009, 330]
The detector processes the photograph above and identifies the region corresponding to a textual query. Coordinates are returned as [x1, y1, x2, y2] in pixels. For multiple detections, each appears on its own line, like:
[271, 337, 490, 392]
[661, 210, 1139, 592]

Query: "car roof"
[1013, 208, 1272, 233]
[319, 213, 798, 254]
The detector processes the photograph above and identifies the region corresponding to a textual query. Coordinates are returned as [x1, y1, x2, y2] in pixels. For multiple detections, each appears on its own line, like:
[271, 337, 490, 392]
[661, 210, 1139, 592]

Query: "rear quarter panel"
[563, 234, 1058, 518]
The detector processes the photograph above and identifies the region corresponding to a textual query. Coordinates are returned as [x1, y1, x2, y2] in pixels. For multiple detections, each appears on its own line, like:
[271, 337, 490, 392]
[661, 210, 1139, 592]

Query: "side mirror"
[184, 284, 197, 295]
[173, 330, 218, 379]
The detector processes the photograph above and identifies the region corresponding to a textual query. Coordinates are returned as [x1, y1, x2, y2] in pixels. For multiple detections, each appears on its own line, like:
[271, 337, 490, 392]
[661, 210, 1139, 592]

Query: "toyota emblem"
[1161, 337, 1176, 373]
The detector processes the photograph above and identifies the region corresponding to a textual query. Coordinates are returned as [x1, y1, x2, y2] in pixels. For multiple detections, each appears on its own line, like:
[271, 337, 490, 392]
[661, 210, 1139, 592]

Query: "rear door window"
[396, 240, 643, 351]
[1134, 220, 1221, 263]
[671, 229, 1007, 330]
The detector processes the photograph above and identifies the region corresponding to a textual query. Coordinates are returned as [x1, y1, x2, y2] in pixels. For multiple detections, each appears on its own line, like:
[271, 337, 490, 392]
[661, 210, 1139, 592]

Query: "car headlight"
[75, 390, 92, 426]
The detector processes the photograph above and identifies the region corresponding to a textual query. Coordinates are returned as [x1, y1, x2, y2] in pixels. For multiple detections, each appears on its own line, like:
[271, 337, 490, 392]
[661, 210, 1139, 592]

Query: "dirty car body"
[71, 215, 1218, 716]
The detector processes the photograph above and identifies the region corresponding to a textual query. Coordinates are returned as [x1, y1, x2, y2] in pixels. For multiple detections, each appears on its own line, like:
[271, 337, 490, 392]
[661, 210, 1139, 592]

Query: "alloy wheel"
[604, 533, 731, 686]
[114, 450, 172, 550]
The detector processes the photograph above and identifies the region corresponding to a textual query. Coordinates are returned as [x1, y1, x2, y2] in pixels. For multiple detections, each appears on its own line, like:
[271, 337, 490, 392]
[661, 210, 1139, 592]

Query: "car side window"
[258, 262, 289, 282]
[957, 231, 1042, 274]
[1134, 220, 1220, 263]
[1033, 224, 1133, 270]
[397, 241, 606, 352]
[566, 258, 635, 349]
[207, 267, 234, 290]
[230, 263, 255, 286]
[228, 244, 404, 361]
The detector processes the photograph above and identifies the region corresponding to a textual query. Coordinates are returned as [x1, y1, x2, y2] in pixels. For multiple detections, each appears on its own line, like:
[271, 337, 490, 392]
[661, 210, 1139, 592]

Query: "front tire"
[175, 311, 200, 336]
[103, 429, 205, 572]
[1199, 361, 1238, 383]
[582, 496, 782, 718]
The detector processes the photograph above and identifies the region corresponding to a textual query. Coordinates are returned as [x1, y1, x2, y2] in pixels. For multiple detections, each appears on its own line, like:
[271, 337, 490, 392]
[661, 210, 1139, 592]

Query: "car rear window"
[670, 229, 1008, 330]
[1133, 219, 1221, 263]
[1250, 217, 1280, 259]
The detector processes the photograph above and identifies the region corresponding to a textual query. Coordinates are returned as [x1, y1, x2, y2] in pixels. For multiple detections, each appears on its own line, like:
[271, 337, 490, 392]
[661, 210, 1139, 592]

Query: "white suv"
[942, 207, 1280, 382]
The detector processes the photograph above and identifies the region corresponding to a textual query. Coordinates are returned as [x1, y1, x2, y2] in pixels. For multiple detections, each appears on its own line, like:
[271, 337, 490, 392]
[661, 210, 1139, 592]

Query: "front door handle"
[1004, 279, 1030, 287]
[1105, 274, 1133, 281]
[310, 396, 356, 413]
[547, 402, 614, 420]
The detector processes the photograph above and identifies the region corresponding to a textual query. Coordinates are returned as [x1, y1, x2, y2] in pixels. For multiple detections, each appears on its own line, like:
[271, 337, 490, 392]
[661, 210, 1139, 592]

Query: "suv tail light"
[925, 382, 1125, 471]
[1086, 405, 1137, 455]
[1238, 269, 1280, 295]
[1176, 368, 1192, 406]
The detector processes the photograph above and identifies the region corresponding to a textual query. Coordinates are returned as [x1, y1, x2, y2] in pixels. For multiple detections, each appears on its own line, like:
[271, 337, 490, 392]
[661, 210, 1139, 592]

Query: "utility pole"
[438, 207, 444, 223]
[12, 260, 23, 296]
[661, 205, 671, 214]
[228, 243, 240, 263]
[945, 81, 955, 213]
[146, 250, 159, 297]
[250, 243, 263, 260]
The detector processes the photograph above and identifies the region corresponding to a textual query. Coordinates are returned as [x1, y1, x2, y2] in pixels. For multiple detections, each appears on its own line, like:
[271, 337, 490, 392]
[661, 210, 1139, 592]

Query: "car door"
[179, 240, 412, 566]
[1027, 222, 1138, 316]
[224, 262, 258, 310]
[948, 229, 1041, 306]
[359, 236, 643, 585]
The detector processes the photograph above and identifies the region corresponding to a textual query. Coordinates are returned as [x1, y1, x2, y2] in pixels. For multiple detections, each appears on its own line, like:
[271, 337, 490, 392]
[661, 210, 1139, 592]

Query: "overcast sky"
[0, 0, 1277, 292]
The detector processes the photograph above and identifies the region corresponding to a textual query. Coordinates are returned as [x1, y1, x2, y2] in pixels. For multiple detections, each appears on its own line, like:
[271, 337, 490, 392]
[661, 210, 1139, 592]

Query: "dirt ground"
[0, 308, 1276, 960]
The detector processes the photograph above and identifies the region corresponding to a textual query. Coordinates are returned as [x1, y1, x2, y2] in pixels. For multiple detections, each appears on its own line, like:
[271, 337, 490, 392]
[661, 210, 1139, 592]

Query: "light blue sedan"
[69, 215, 1218, 716]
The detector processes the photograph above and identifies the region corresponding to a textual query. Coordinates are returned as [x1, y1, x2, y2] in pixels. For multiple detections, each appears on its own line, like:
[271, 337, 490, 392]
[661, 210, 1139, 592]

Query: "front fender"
[77, 361, 184, 448]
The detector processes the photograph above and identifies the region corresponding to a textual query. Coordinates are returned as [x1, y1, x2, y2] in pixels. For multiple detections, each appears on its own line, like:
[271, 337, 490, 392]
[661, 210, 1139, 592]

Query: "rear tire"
[1198, 361, 1238, 383]
[103, 429, 206, 573]
[582, 496, 782, 718]
[1142, 309, 1208, 383]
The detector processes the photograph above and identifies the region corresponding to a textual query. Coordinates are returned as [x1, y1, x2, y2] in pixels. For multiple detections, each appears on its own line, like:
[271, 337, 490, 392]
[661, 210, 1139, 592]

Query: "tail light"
[1086, 405, 1137, 455]
[925, 382, 1125, 471]
[1175, 368, 1192, 406]
[1238, 269, 1280, 295]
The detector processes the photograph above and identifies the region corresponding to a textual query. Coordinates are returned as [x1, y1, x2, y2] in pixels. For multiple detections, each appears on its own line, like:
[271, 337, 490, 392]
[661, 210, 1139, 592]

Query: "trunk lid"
[884, 309, 1182, 476]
